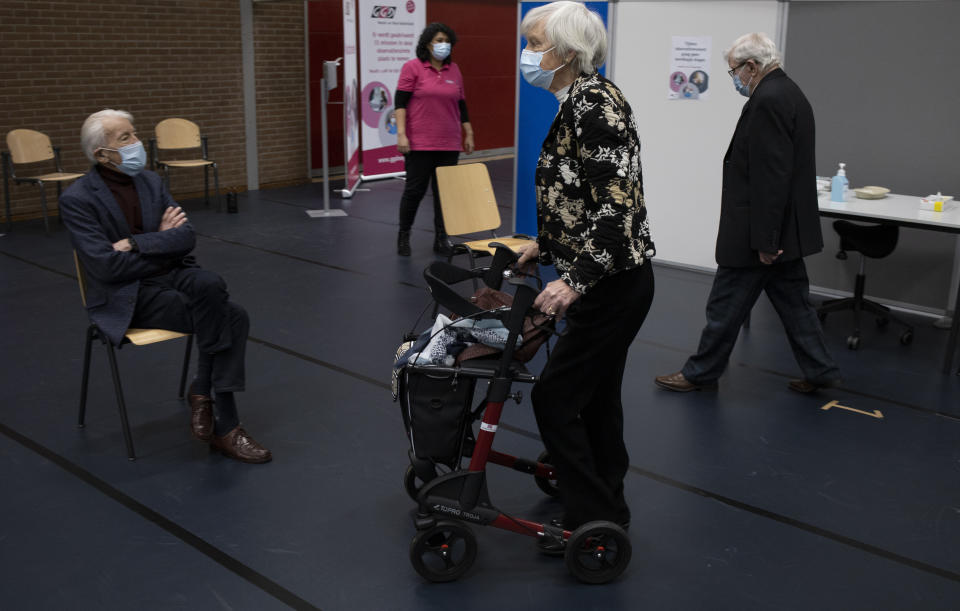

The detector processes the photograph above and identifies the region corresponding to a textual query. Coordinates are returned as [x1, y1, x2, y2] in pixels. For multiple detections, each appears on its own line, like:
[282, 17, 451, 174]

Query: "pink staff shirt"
[397, 58, 466, 151]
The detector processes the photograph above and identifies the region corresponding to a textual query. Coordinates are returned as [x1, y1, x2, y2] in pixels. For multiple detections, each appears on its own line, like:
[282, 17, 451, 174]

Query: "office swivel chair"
[817, 220, 913, 350]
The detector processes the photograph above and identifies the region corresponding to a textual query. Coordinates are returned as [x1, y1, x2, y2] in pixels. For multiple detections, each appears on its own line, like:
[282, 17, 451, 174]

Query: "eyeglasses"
[727, 62, 748, 77]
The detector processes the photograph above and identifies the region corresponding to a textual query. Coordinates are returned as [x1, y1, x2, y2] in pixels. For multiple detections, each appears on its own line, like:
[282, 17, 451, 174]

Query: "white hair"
[520, 1, 607, 76]
[724, 33, 782, 71]
[81, 109, 134, 162]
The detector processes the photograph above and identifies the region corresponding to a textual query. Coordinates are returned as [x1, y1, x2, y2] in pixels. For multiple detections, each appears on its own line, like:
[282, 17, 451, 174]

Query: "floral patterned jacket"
[535, 72, 655, 294]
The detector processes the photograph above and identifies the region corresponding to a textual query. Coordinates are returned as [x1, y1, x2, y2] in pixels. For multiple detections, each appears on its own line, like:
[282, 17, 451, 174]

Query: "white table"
[818, 192, 960, 373]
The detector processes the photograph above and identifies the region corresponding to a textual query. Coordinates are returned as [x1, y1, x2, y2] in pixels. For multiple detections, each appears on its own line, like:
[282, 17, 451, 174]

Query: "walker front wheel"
[564, 521, 631, 584]
[409, 520, 477, 583]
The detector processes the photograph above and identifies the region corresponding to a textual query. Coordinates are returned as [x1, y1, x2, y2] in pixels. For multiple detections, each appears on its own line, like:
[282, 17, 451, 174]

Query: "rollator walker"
[395, 246, 631, 584]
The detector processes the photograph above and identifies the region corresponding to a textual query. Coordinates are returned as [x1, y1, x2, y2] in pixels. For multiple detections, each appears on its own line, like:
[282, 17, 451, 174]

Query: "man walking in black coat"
[655, 33, 840, 394]
[61, 109, 271, 462]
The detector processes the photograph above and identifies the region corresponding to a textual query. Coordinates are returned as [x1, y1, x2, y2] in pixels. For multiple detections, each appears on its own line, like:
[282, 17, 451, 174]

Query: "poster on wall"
[358, 0, 425, 178]
[343, 0, 361, 193]
[668, 36, 711, 100]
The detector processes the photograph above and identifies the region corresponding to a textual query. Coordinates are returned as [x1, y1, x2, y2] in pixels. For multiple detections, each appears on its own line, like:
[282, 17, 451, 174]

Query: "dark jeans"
[131, 266, 248, 393]
[682, 258, 840, 385]
[532, 262, 655, 529]
[398, 150, 460, 233]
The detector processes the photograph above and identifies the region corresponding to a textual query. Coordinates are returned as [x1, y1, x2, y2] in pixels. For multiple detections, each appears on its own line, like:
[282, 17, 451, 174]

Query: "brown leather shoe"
[188, 394, 214, 441]
[654, 372, 717, 392]
[210, 426, 272, 463]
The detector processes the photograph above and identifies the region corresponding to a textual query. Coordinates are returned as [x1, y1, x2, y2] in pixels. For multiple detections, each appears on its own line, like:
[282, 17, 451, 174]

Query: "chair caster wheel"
[846, 335, 860, 350]
[900, 330, 913, 345]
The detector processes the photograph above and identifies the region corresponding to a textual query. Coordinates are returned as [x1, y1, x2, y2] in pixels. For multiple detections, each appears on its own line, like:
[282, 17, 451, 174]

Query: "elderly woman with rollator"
[515, 1, 656, 554]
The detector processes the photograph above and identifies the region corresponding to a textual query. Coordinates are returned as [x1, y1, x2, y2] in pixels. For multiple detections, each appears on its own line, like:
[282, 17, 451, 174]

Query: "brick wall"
[254, 1, 308, 189]
[0, 0, 307, 222]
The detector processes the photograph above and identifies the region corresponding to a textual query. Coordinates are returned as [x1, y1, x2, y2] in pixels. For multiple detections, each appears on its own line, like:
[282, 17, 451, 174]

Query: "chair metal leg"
[56, 182, 64, 225]
[178, 335, 194, 398]
[78, 325, 95, 428]
[212, 164, 222, 212]
[37, 183, 50, 235]
[203, 165, 210, 207]
[104, 342, 136, 461]
[2, 153, 11, 232]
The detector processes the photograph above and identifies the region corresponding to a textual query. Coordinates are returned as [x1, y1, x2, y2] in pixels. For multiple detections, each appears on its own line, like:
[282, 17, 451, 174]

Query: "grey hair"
[724, 32, 781, 71]
[81, 109, 134, 162]
[520, 1, 607, 76]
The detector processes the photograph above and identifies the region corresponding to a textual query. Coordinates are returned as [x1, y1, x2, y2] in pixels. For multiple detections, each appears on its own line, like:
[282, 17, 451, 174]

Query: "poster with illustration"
[668, 36, 711, 100]
[358, 0, 425, 177]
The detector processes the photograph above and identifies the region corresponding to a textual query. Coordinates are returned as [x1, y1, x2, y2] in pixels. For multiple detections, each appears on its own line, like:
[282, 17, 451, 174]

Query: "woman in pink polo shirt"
[395, 22, 475, 257]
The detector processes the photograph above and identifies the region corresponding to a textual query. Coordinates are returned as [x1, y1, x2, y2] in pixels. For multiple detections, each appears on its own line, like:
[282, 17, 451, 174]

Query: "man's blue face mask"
[102, 141, 147, 176]
[730, 63, 753, 97]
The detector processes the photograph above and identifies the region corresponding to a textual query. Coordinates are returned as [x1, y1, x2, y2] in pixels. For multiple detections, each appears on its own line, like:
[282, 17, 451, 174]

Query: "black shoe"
[397, 230, 411, 256]
[433, 234, 455, 256]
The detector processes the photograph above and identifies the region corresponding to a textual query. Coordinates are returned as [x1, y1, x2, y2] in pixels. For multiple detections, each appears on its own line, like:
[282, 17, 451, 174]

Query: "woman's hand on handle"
[534, 279, 580, 320]
[516, 242, 539, 275]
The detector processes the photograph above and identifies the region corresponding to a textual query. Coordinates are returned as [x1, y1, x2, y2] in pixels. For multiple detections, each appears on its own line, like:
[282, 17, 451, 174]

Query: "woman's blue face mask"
[432, 41, 451, 61]
[520, 47, 564, 90]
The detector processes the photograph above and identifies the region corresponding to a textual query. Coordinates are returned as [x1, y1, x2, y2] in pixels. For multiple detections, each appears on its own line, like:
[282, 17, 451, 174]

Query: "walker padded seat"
[817, 220, 913, 350]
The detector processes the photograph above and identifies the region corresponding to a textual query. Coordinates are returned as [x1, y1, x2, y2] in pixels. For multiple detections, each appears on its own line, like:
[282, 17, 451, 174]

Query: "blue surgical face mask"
[520, 47, 565, 90]
[732, 70, 752, 97]
[432, 42, 451, 61]
[103, 141, 147, 176]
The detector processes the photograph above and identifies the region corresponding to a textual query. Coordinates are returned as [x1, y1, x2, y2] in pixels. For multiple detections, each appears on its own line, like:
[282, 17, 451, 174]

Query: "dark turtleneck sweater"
[96, 164, 143, 235]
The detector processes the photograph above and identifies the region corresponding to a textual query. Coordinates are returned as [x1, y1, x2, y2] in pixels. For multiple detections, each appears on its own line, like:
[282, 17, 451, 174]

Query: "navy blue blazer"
[60, 167, 196, 345]
[716, 69, 824, 267]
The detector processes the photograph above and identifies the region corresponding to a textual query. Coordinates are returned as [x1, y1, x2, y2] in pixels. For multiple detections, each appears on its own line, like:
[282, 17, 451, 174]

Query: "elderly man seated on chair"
[59, 109, 271, 463]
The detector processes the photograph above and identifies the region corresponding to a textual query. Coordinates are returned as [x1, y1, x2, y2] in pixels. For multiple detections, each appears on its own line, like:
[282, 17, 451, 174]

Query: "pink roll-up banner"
[357, 0, 425, 179]
[342, 0, 361, 195]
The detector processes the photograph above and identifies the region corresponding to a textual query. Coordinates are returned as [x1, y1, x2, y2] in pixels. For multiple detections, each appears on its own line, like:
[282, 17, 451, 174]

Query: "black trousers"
[532, 262, 655, 529]
[398, 150, 460, 233]
[130, 266, 248, 393]
[682, 258, 840, 386]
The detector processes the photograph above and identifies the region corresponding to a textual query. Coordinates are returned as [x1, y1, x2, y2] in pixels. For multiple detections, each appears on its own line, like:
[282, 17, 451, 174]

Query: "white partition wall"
[610, 1, 781, 270]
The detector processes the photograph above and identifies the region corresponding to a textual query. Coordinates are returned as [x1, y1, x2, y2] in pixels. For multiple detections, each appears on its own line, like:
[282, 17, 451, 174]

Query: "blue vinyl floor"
[1, 158, 958, 610]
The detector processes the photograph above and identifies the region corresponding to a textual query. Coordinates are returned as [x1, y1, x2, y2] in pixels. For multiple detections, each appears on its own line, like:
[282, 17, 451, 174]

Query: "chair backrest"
[73, 250, 89, 308]
[6, 129, 55, 164]
[155, 118, 202, 150]
[435, 163, 501, 236]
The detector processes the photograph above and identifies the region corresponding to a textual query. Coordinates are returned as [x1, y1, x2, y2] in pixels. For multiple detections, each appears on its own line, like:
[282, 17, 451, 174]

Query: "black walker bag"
[401, 369, 476, 466]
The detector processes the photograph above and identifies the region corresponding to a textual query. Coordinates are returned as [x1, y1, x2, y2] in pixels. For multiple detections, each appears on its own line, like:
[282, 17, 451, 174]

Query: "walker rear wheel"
[534, 450, 560, 497]
[409, 520, 477, 583]
[564, 521, 631, 584]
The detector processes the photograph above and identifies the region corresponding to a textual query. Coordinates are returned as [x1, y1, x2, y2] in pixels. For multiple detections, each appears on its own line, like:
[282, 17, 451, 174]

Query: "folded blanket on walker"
[395, 314, 522, 369]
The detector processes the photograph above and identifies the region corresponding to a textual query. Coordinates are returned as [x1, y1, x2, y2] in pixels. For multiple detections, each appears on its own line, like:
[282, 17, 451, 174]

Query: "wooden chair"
[3, 129, 84, 233]
[74, 251, 193, 460]
[434, 162, 533, 271]
[149, 118, 222, 210]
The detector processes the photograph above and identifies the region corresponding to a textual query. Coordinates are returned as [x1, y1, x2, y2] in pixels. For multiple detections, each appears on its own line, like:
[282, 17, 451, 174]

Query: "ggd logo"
[371, 5, 396, 18]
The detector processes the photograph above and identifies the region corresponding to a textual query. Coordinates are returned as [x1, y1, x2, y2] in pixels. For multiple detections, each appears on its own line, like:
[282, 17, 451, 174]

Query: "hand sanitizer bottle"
[831, 163, 849, 202]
